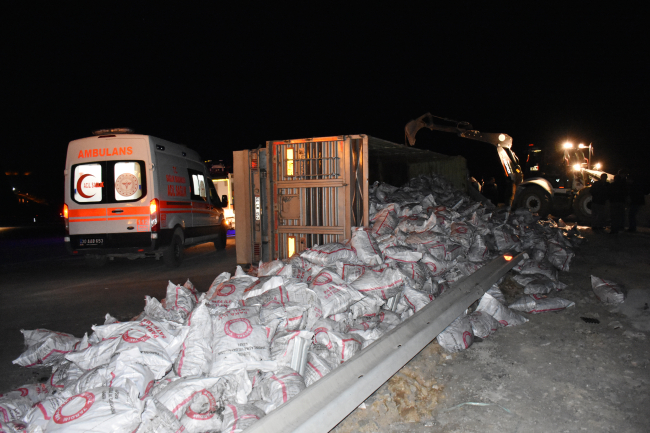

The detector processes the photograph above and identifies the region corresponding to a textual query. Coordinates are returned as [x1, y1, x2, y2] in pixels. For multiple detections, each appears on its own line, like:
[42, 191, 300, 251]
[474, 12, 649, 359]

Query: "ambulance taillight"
[63, 204, 69, 233]
[150, 199, 160, 232]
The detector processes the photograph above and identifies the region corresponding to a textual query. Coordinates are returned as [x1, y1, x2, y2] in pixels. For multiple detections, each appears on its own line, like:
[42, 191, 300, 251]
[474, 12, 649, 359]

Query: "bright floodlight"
[563, 142, 574, 149]
[573, 163, 581, 171]
[578, 143, 587, 148]
[498, 134, 506, 142]
[594, 163, 602, 169]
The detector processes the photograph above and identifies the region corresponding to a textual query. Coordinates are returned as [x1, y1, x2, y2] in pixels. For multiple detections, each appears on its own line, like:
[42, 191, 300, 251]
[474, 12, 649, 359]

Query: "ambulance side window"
[188, 169, 207, 201]
[72, 163, 103, 203]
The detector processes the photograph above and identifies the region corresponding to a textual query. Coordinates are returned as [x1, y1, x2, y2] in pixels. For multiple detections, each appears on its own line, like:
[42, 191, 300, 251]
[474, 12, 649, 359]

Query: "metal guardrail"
[246, 252, 525, 433]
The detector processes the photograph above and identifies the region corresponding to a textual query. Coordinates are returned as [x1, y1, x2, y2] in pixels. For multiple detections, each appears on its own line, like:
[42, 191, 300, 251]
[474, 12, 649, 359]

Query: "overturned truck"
[234, 134, 472, 265]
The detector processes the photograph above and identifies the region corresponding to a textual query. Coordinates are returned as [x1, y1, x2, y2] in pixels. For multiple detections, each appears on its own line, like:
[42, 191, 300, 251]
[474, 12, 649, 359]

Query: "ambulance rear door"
[66, 135, 153, 249]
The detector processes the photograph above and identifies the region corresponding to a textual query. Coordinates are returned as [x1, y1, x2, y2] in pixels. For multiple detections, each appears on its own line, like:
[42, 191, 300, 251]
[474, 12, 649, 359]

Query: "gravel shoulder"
[333, 227, 650, 433]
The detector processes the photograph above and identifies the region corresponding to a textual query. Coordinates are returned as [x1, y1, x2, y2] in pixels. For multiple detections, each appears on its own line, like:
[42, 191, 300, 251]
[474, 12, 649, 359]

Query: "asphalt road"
[0, 225, 238, 393]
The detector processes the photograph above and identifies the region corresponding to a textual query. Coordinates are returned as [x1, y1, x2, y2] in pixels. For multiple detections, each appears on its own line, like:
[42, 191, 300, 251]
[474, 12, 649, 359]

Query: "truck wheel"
[163, 229, 184, 267]
[214, 223, 228, 251]
[574, 188, 593, 223]
[84, 255, 108, 268]
[517, 187, 551, 218]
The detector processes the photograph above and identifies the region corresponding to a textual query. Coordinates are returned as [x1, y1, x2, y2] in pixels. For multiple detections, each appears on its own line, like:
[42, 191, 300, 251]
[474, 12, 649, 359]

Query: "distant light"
[92, 127, 134, 135]
[12, 187, 15, 191]
[563, 142, 574, 149]
[578, 143, 587, 148]
[594, 163, 602, 170]
[498, 134, 506, 142]
[528, 143, 535, 147]
[573, 163, 581, 171]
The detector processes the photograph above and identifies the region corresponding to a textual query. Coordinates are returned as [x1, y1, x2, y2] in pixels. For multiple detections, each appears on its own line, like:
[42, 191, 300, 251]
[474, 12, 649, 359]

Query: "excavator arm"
[405, 113, 522, 185]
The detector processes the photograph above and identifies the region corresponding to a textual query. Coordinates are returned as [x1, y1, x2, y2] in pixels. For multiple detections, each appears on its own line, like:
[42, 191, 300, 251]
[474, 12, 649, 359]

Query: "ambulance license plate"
[79, 237, 105, 247]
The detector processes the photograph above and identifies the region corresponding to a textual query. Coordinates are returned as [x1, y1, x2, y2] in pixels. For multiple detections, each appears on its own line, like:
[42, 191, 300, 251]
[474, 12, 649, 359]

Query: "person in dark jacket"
[590, 173, 608, 231]
[482, 177, 499, 205]
[608, 171, 628, 234]
[627, 174, 645, 232]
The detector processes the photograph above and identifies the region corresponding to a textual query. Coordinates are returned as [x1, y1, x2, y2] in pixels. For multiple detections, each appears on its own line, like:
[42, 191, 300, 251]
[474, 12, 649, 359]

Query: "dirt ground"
[333, 226, 650, 433]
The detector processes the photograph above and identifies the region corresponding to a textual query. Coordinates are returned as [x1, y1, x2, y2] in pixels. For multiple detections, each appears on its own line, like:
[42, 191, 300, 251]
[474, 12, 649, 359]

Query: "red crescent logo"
[76, 174, 95, 199]
[224, 318, 253, 339]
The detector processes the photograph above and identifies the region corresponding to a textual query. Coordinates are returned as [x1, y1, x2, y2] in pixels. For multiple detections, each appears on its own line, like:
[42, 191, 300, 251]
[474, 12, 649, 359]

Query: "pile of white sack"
[1, 174, 583, 433]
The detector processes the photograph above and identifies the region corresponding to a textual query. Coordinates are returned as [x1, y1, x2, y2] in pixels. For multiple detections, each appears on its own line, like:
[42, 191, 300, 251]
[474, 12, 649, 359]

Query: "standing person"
[590, 173, 608, 231]
[482, 177, 499, 205]
[627, 174, 645, 232]
[608, 171, 627, 234]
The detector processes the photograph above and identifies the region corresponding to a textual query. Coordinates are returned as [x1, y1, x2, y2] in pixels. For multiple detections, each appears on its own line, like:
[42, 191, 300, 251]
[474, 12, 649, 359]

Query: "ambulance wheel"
[163, 229, 184, 267]
[214, 223, 228, 251]
[84, 255, 108, 268]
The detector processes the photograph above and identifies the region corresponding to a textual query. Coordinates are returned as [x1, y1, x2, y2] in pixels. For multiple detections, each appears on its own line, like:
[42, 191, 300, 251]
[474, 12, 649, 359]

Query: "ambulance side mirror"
[221, 195, 228, 207]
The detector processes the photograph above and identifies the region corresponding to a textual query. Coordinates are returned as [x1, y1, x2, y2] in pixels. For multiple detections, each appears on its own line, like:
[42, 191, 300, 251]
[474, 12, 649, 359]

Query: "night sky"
[3, 4, 649, 210]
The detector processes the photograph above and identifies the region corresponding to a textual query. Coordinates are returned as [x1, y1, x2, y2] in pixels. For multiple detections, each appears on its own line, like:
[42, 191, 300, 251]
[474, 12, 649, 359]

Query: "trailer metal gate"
[269, 136, 366, 259]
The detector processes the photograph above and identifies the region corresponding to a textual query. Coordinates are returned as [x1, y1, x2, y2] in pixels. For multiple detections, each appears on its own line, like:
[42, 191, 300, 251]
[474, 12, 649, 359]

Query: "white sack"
[205, 273, 260, 308]
[509, 295, 575, 313]
[270, 330, 314, 368]
[476, 293, 529, 327]
[174, 300, 213, 377]
[135, 397, 184, 433]
[210, 307, 276, 376]
[0, 395, 33, 424]
[12, 329, 82, 368]
[350, 227, 383, 266]
[257, 368, 305, 413]
[591, 276, 625, 305]
[43, 386, 143, 433]
[468, 311, 501, 338]
[370, 206, 399, 236]
[437, 315, 474, 353]
[399, 287, 434, 313]
[310, 269, 364, 317]
[165, 280, 196, 321]
[66, 317, 188, 375]
[221, 403, 266, 432]
[300, 243, 359, 266]
[547, 240, 574, 271]
[350, 266, 404, 300]
[258, 259, 288, 276]
[304, 352, 336, 387]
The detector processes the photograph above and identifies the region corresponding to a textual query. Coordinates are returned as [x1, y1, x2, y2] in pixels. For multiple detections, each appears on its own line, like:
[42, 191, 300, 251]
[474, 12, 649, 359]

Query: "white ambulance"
[63, 128, 228, 267]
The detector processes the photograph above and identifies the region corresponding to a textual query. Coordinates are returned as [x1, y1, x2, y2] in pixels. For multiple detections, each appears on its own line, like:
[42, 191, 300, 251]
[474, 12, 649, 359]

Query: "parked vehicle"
[520, 142, 613, 221]
[212, 172, 235, 229]
[406, 113, 614, 222]
[63, 128, 228, 267]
